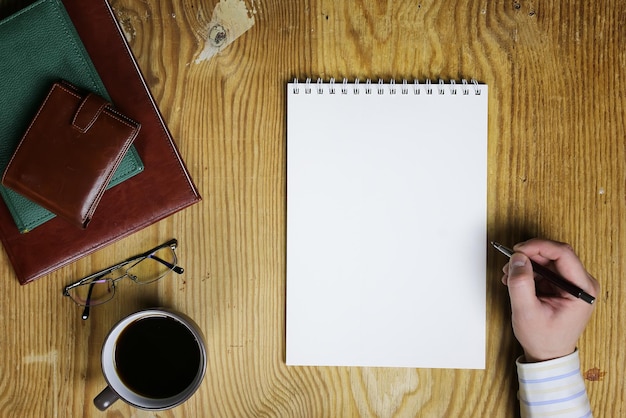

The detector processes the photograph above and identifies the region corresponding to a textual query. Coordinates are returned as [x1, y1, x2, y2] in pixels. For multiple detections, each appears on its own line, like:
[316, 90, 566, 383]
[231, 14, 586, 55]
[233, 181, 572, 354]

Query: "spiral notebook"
[286, 78, 488, 369]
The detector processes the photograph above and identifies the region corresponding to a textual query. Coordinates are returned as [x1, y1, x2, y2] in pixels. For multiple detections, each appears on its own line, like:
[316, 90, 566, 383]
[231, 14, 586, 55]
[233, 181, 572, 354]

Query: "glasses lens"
[127, 246, 177, 284]
[67, 276, 118, 306]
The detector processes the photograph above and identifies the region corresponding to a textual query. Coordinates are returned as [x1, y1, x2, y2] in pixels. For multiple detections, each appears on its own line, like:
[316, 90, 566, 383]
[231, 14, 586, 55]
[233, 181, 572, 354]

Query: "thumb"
[506, 253, 539, 313]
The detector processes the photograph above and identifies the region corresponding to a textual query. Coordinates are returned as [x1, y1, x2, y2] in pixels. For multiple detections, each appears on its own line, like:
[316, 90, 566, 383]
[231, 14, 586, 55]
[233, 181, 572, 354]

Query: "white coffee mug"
[93, 308, 206, 411]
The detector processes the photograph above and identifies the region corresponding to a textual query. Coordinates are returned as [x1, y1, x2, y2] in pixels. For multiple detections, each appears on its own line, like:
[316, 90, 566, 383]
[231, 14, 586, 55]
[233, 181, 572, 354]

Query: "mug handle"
[94, 386, 119, 411]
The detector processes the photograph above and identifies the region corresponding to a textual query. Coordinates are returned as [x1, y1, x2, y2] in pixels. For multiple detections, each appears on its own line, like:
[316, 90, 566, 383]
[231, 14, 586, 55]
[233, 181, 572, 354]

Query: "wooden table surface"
[0, 0, 623, 416]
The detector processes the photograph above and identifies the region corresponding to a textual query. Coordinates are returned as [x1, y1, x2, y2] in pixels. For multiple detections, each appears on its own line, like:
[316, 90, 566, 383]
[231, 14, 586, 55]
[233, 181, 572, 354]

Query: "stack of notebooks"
[0, 0, 201, 284]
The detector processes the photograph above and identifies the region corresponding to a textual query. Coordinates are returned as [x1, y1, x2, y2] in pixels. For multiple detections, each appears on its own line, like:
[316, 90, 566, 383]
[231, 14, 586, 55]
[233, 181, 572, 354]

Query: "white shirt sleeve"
[516, 349, 592, 417]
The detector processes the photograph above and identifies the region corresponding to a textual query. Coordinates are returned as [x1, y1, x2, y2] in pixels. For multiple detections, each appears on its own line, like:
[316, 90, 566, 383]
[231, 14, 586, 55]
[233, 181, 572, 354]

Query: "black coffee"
[115, 316, 201, 399]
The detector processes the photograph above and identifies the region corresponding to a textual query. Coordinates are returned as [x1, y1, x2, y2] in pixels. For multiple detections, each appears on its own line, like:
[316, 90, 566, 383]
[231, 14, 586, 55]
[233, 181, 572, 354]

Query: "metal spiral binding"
[425, 79, 433, 95]
[292, 78, 483, 95]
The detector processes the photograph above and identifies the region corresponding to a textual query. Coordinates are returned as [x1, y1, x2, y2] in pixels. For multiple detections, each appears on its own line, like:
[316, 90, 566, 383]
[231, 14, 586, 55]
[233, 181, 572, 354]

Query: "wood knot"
[208, 23, 228, 47]
[583, 367, 606, 381]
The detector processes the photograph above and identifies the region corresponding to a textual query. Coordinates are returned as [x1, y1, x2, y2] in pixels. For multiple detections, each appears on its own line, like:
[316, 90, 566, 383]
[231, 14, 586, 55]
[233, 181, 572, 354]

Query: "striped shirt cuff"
[516, 350, 592, 417]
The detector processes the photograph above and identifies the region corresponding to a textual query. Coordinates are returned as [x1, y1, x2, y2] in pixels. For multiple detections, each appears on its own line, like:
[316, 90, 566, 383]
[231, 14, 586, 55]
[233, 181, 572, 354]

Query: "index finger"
[513, 239, 600, 296]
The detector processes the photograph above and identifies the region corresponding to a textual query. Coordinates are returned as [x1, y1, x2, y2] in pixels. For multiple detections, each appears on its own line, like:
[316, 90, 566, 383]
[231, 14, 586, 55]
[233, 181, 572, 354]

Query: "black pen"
[491, 241, 595, 304]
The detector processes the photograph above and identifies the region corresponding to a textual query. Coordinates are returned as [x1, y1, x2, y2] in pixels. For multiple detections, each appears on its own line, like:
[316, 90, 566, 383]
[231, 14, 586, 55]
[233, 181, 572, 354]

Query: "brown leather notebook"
[0, 0, 201, 284]
[2, 81, 141, 228]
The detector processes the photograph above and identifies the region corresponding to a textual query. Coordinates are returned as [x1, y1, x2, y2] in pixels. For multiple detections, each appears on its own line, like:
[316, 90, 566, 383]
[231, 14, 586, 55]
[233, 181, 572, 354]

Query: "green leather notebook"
[0, 0, 144, 233]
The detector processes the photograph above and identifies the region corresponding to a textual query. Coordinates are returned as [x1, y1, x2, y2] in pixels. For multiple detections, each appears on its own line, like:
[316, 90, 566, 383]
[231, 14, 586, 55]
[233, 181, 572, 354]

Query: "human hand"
[501, 238, 599, 363]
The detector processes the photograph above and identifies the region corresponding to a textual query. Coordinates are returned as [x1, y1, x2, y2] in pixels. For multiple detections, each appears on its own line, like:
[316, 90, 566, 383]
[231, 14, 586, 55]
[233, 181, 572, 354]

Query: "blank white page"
[286, 79, 488, 369]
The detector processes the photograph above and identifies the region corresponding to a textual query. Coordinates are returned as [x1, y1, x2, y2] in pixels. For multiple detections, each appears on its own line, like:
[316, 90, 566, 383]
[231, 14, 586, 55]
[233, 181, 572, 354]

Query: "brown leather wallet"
[1, 81, 141, 228]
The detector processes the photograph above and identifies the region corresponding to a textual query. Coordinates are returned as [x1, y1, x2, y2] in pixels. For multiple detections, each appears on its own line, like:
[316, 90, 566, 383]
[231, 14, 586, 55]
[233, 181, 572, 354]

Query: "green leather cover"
[0, 0, 144, 233]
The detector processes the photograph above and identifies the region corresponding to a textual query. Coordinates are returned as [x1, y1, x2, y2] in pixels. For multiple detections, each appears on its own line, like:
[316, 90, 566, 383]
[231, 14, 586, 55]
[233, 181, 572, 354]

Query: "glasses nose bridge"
[124, 252, 171, 283]
[102, 266, 132, 285]
[125, 271, 139, 282]
[115, 270, 136, 283]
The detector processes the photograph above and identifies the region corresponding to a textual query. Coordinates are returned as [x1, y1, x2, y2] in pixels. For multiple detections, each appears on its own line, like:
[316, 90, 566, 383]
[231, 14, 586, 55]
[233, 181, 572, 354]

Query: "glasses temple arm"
[81, 282, 97, 320]
[65, 260, 132, 292]
[149, 254, 184, 274]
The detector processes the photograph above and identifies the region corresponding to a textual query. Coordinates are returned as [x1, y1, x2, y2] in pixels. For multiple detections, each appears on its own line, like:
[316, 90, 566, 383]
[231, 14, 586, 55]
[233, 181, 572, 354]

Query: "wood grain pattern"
[0, 0, 624, 416]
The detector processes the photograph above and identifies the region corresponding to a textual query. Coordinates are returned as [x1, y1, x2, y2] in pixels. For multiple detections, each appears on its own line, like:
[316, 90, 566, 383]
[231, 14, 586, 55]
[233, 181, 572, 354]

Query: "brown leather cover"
[2, 81, 141, 229]
[0, 0, 201, 284]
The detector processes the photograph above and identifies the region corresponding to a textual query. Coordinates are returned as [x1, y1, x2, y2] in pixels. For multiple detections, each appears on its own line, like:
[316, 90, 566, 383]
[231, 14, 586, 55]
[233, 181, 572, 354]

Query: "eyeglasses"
[63, 239, 184, 320]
